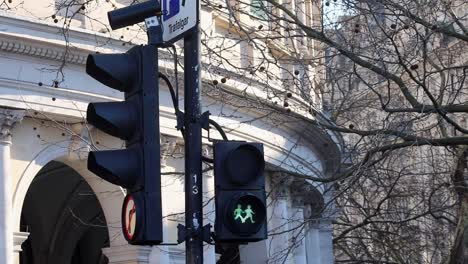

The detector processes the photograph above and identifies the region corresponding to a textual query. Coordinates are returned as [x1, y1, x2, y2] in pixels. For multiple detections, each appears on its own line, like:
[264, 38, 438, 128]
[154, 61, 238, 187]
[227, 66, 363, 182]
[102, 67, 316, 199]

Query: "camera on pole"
[214, 141, 268, 242]
[86, 44, 163, 245]
[107, 0, 161, 30]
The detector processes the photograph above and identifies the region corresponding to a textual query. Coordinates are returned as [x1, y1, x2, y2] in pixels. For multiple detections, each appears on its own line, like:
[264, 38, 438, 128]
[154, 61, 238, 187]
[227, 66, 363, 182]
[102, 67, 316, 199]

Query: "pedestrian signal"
[214, 141, 267, 242]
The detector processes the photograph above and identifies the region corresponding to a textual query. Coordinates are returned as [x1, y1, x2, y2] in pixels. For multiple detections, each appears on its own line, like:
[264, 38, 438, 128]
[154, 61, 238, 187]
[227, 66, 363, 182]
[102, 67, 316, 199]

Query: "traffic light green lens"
[226, 194, 266, 235]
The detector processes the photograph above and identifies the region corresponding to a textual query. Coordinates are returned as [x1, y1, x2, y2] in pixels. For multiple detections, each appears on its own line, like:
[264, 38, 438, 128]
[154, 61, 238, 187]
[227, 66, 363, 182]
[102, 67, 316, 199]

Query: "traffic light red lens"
[226, 145, 264, 185]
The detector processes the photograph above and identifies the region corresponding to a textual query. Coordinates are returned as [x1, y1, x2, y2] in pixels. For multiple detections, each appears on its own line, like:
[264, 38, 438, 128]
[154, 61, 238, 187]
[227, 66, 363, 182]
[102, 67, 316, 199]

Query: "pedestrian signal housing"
[214, 141, 267, 242]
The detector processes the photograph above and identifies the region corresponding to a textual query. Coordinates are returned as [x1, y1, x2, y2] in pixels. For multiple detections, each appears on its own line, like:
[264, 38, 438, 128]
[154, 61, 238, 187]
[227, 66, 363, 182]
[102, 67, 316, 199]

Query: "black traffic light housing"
[214, 141, 267, 242]
[86, 45, 162, 245]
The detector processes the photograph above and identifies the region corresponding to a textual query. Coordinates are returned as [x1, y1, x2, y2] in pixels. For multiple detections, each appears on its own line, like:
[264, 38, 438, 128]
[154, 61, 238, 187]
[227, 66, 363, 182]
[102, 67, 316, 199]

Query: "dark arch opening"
[20, 161, 110, 264]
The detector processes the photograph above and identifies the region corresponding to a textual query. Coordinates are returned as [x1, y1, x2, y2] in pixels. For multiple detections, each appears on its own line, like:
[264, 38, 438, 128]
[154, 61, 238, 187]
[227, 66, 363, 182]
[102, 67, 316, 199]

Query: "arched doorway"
[19, 161, 110, 264]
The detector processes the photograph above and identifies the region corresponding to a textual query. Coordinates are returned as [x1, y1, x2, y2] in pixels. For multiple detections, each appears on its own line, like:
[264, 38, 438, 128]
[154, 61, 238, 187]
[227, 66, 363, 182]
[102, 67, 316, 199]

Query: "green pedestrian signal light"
[233, 204, 255, 224]
[225, 193, 266, 236]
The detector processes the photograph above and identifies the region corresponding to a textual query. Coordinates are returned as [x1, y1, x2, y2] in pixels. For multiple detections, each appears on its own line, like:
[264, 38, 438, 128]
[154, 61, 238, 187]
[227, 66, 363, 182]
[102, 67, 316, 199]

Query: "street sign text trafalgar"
[162, 0, 197, 43]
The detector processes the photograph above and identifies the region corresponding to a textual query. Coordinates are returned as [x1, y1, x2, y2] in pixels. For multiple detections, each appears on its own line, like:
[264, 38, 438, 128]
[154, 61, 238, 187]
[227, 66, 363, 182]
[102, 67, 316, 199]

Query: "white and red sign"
[123, 195, 137, 241]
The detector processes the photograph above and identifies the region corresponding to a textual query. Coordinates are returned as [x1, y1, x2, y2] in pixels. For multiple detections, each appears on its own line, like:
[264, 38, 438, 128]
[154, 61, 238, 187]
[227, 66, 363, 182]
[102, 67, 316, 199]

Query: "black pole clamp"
[200, 111, 211, 130]
[145, 16, 164, 46]
[177, 224, 213, 244]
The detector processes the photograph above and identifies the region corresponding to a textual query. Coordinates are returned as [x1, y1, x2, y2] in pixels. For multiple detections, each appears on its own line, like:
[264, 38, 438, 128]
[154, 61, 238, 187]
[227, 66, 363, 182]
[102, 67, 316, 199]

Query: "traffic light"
[214, 141, 267, 242]
[86, 44, 163, 245]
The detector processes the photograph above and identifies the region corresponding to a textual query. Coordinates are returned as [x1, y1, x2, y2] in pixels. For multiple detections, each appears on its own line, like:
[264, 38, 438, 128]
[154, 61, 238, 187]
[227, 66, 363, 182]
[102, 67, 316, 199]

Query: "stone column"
[305, 224, 321, 264]
[304, 218, 334, 264]
[291, 197, 306, 264]
[0, 109, 24, 264]
[268, 175, 293, 263]
[318, 220, 334, 264]
[239, 241, 268, 263]
[149, 246, 170, 263]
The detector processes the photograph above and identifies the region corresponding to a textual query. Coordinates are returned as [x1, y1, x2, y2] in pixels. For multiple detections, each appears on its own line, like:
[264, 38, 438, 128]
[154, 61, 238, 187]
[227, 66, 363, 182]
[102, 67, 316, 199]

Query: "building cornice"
[0, 10, 126, 49]
[0, 35, 88, 65]
[0, 11, 128, 65]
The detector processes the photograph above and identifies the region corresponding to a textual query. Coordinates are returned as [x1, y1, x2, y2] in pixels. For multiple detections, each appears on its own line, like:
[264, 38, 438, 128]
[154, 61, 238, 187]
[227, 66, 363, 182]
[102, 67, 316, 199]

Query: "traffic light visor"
[86, 53, 137, 92]
[87, 102, 138, 141]
[88, 149, 141, 188]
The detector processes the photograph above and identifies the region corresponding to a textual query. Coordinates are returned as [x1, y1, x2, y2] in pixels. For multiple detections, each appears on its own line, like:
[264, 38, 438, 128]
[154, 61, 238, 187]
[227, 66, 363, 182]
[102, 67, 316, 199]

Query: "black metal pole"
[184, 25, 203, 264]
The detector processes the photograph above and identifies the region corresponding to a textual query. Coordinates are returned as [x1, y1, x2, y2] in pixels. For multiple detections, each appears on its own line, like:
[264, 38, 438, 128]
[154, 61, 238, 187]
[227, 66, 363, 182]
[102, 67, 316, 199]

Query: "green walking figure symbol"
[244, 205, 255, 223]
[233, 204, 256, 223]
[234, 204, 244, 222]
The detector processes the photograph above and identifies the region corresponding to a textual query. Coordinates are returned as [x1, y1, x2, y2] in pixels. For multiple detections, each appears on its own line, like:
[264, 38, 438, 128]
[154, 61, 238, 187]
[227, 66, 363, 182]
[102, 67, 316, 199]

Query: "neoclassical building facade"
[0, 0, 341, 263]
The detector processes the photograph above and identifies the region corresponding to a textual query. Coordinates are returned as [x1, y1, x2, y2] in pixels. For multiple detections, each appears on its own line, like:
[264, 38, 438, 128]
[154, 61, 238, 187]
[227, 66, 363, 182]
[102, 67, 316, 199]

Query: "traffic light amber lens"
[226, 145, 264, 185]
[226, 194, 266, 235]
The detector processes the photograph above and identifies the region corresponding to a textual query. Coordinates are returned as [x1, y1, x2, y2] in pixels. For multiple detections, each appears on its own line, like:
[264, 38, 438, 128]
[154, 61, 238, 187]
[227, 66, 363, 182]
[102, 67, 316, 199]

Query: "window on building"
[281, 63, 294, 92]
[305, 0, 313, 50]
[293, 64, 311, 98]
[250, 0, 268, 20]
[269, 5, 280, 31]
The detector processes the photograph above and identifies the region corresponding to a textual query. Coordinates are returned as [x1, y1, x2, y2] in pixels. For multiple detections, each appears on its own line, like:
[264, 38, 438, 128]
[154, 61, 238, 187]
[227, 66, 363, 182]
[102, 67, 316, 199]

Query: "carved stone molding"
[202, 144, 213, 160]
[13, 232, 29, 253]
[0, 38, 88, 65]
[307, 218, 333, 230]
[0, 108, 25, 144]
[160, 134, 179, 167]
[291, 196, 305, 208]
[271, 172, 294, 199]
[303, 204, 313, 219]
[202, 144, 214, 176]
[68, 123, 91, 161]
